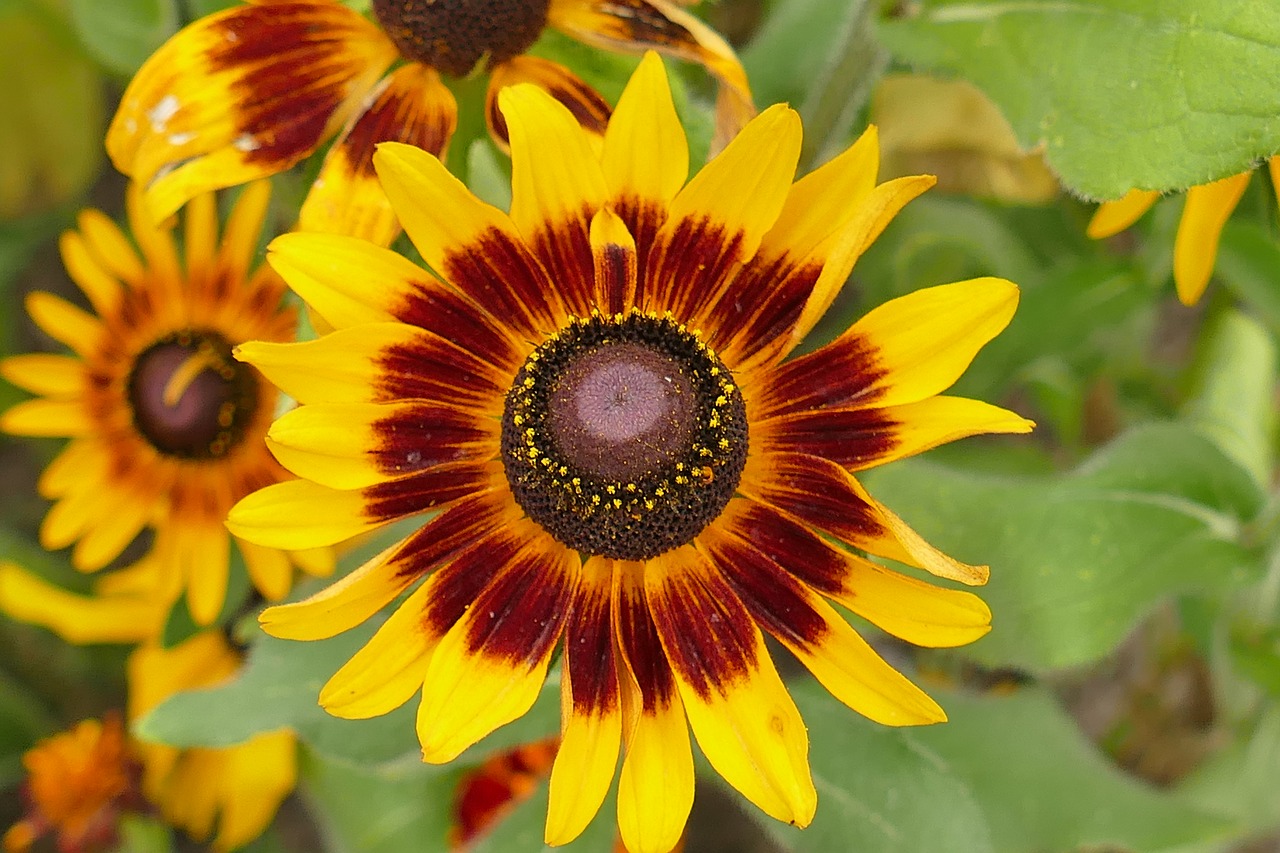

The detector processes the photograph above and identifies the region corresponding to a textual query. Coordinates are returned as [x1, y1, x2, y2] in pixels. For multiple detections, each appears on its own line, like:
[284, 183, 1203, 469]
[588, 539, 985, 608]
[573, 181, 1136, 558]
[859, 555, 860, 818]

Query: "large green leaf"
[876, 0, 1280, 198]
[68, 0, 177, 75]
[915, 687, 1233, 852]
[862, 423, 1264, 671]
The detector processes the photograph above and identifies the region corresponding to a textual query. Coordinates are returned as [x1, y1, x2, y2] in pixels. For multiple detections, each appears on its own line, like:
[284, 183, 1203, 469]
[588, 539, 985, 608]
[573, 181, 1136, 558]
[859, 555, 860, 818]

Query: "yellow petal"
[1173, 170, 1251, 305]
[1086, 188, 1159, 239]
[0, 562, 166, 645]
[602, 51, 688, 210]
[227, 479, 378, 550]
[2, 398, 94, 436]
[24, 291, 103, 358]
[0, 354, 84, 397]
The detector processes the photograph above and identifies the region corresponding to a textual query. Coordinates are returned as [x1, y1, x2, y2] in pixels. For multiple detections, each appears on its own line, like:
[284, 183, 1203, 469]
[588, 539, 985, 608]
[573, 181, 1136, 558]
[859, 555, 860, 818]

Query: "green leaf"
[1216, 220, 1280, 337]
[1182, 307, 1276, 491]
[118, 815, 176, 853]
[876, 0, 1280, 198]
[915, 688, 1234, 852]
[136, 617, 560, 768]
[768, 680, 994, 853]
[68, 0, 177, 76]
[0, 668, 55, 787]
[301, 749, 459, 853]
[862, 423, 1264, 671]
[1177, 706, 1280, 838]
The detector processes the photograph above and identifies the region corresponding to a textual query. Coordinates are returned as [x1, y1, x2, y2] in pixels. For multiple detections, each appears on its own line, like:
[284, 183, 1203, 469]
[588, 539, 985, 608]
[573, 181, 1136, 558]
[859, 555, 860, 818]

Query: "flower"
[3, 716, 142, 853]
[1086, 158, 1280, 305]
[0, 183, 332, 626]
[106, 0, 753, 247]
[0, 558, 169, 645]
[450, 738, 559, 849]
[228, 53, 1031, 852]
[127, 632, 297, 853]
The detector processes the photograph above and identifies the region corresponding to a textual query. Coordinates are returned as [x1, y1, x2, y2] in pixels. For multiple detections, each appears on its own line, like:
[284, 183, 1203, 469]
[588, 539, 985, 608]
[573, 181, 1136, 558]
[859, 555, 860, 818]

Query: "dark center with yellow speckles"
[502, 311, 748, 561]
[127, 330, 259, 460]
[371, 0, 551, 78]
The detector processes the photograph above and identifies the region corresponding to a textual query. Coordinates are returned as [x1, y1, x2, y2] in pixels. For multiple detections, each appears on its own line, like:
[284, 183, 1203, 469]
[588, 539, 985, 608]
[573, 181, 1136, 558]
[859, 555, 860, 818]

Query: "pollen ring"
[501, 311, 747, 561]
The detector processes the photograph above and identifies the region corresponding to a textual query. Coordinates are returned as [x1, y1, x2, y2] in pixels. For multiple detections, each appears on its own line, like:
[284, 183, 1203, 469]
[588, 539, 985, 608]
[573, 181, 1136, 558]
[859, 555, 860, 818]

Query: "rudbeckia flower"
[1087, 158, 1280, 305]
[127, 632, 297, 853]
[228, 54, 1031, 852]
[0, 183, 332, 626]
[3, 716, 142, 853]
[106, 0, 753, 247]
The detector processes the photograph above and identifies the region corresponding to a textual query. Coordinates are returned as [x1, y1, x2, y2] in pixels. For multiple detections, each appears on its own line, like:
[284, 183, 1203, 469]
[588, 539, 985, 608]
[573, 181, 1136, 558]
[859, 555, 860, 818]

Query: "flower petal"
[589, 207, 638, 314]
[647, 546, 815, 826]
[1086, 188, 1159, 239]
[0, 562, 166, 645]
[416, 536, 579, 763]
[0, 354, 84, 397]
[24, 292, 104, 358]
[60, 229, 124, 317]
[237, 538, 293, 602]
[546, 557, 622, 846]
[487, 54, 610, 150]
[107, 1, 397, 220]
[612, 560, 694, 853]
[2, 398, 94, 436]
[602, 51, 687, 220]
[757, 278, 1019, 418]
[373, 142, 564, 336]
[299, 62, 457, 248]
[1173, 170, 1250, 306]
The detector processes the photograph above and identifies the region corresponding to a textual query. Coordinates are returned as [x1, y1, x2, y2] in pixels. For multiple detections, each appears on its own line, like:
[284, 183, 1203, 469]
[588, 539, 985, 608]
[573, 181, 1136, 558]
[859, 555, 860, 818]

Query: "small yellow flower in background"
[1087, 158, 1280, 306]
[106, 0, 753, 247]
[127, 632, 297, 853]
[0, 558, 168, 645]
[0, 182, 333, 626]
[3, 715, 141, 853]
[228, 54, 1031, 852]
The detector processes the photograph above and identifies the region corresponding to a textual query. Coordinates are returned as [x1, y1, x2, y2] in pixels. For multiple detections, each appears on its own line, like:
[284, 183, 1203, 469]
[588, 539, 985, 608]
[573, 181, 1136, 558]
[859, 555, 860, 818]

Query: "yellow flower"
[0, 558, 169, 645]
[106, 0, 753, 247]
[1087, 158, 1280, 305]
[229, 54, 1031, 851]
[127, 632, 297, 853]
[3, 715, 141, 853]
[0, 184, 332, 626]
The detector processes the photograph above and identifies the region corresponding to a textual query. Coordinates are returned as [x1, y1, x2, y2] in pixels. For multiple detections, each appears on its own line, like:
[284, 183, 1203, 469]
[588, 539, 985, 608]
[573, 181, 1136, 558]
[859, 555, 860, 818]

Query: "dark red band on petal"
[565, 579, 619, 715]
[756, 336, 890, 419]
[528, 207, 596, 317]
[646, 216, 742, 318]
[444, 229, 561, 336]
[708, 255, 820, 365]
[420, 524, 526, 636]
[744, 453, 889, 550]
[461, 545, 577, 665]
[394, 282, 522, 373]
[389, 490, 505, 582]
[761, 408, 900, 469]
[648, 557, 756, 700]
[362, 460, 490, 521]
[716, 500, 848, 597]
[577, 0, 694, 48]
[376, 333, 506, 407]
[334, 68, 455, 179]
[371, 402, 491, 477]
[614, 572, 677, 711]
[699, 534, 828, 651]
[487, 73, 609, 147]
[614, 195, 666, 292]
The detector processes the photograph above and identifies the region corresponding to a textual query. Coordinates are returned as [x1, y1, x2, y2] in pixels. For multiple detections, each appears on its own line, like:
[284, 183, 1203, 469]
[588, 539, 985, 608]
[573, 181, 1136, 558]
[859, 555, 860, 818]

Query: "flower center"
[501, 311, 748, 561]
[371, 0, 551, 77]
[126, 330, 259, 459]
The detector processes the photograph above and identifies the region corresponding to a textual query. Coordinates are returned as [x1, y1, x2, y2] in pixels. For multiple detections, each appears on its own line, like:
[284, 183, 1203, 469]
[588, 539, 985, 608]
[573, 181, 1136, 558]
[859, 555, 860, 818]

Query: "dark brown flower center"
[127, 330, 259, 459]
[501, 311, 748, 561]
[371, 0, 551, 77]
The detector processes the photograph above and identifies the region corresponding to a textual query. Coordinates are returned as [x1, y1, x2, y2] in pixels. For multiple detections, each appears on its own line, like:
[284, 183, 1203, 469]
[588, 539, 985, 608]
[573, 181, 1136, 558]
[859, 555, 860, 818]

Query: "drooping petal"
[646, 546, 815, 826]
[1086, 188, 1159, 239]
[756, 278, 1019, 418]
[237, 538, 293, 602]
[546, 557, 622, 846]
[298, 62, 457, 248]
[236, 322, 509, 411]
[258, 490, 516, 640]
[1173, 170, 1251, 305]
[207, 731, 297, 853]
[0, 562, 167, 645]
[266, 233, 524, 370]
[740, 451, 988, 585]
[373, 142, 565, 336]
[266, 400, 496, 490]
[501, 81, 609, 316]
[758, 395, 1034, 472]
[107, 1, 397, 220]
[487, 55, 610, 151]
[416, 536, 580, 763]
[547, 0, 754, 151]
[612, 560, 694, 853]
[643, 105, 801, 316]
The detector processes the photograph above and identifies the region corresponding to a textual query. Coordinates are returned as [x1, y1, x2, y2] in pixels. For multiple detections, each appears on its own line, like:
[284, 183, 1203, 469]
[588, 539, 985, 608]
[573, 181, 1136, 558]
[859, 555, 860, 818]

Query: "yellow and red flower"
[1087, 158, 1280, 305]
[228, 54, 1030, 851]
[0, 183, 332, 626]
[107, 0, 753, 247]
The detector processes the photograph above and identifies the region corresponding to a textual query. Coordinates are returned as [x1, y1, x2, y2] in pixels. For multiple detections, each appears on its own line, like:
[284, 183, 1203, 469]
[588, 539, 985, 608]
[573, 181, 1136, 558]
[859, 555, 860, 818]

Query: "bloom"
[106, 0, 753, 247]
[0, 183, 331, 625]
[1087, 158, 1280, 305]
[229, 54, 1030, 852]
[3, 716, 142, 853]
[127, 632, 297, 853]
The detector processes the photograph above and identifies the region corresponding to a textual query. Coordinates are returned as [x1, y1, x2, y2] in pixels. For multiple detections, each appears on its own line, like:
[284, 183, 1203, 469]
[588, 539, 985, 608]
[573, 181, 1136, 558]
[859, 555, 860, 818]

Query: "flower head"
[0, 184, 332, 626]
[1087, 157, 1280, 305]
[106, 0, 753, 247]
[3, 716, 142, 853]
[230, 54, 1031, 852]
